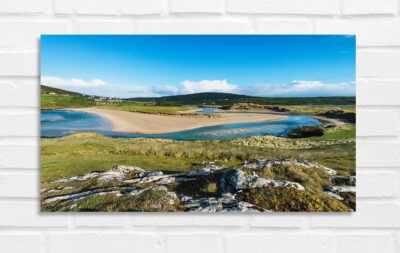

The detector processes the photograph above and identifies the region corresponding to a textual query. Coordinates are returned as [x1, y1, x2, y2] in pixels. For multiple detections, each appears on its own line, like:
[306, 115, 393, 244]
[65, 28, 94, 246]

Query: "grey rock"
[139, 171, 163, 178]
[244, 158, 337, 175]
[324, 185, 356, 193]
[220, 169, 305, 193]
[180, 194, 262, 212]
[324, 191, 344, 201]
[329, 176, 356, 186]
[220, 169, 246, 193]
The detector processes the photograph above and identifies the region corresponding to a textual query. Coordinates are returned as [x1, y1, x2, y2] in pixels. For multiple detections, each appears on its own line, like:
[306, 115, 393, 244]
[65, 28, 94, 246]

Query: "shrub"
[288, 126, 324, 138]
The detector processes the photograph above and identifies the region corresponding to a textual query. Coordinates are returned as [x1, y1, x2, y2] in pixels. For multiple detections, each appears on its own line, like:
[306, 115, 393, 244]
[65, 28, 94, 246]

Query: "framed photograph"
[40, 35, 355, 212]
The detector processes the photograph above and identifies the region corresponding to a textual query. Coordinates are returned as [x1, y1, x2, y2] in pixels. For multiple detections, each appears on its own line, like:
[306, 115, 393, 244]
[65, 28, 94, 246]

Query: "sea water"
[41, 110, 321, 141]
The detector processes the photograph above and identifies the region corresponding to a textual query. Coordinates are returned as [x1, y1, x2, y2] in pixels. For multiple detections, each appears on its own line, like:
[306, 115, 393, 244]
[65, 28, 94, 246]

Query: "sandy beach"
[69, 107, 288, 134]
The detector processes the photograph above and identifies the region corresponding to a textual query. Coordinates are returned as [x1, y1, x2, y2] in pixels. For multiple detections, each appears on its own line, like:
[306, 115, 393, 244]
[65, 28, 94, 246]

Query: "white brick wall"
[0, 1, 399, 252]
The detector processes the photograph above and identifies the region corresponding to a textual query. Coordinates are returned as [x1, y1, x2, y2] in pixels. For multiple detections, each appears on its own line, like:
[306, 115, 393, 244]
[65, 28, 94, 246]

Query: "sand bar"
[69, 107, 288, 134]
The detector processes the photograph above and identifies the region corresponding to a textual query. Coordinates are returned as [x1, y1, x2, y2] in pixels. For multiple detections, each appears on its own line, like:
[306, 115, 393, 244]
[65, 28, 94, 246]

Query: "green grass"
[40, 127, 355, 212]
[306, 125, 356, 141]
[41, 94, 93, 109]
[41, 94, 192, 114]
[96, 102, 193, 114]
[41, 129, 355, 182]
[236, 187, 350, 212]
[282, 105, 356, 114]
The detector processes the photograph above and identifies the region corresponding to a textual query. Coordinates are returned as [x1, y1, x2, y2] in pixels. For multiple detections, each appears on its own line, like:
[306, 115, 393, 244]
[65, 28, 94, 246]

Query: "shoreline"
[310, 115, 346, 126]
[67, 107, 288, 134]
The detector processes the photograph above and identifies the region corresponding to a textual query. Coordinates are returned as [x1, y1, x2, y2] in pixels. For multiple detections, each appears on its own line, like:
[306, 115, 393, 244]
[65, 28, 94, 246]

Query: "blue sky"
[41, 35, 355, 98]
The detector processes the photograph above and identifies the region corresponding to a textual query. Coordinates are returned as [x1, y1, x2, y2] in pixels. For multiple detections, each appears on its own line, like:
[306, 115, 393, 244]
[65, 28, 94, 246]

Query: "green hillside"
[131, 92, 355, 106]
[41, 85, 93, 109]
[40, 85, 355, 110]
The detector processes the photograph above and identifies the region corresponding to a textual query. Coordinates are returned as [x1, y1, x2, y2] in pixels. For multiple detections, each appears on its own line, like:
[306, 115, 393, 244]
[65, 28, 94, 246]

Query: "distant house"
[92, 97, 123, 105]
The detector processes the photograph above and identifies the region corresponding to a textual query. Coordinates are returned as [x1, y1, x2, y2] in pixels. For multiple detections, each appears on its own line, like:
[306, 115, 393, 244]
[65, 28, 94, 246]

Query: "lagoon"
[41, 110, 321, 141]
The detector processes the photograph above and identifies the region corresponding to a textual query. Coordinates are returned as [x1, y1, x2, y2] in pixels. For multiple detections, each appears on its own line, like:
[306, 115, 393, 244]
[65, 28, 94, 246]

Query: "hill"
[131, 92, 355, 106]
[41, 85, 85, 96]
[40, 85, 355, 108]
[41, 85, 93, 109]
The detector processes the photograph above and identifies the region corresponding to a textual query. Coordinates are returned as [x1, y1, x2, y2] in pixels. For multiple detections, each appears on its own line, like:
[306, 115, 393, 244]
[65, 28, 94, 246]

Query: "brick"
[357, 142, 400, 167]
[357, 78, 400, 105]
[169, 0, 224, 13]
[131, 214, 247, 227]
[0, 234, 45, 253]
[250, 213, 303, 227]
[342, 0, 396, 15]
[357, 171, 399, 197]
[0, 0, 47, 14]
[225, 234, 333, 253]
[132, 215, 193, 226]
[77, 20, 134, 33]
[356, 109, 398, 137]
[0, 53, 38, 76]
[135, 20, 251, 34]
[0, 113, 39, 136]
[55, 0, 163, 15]
[357, 51, 400, 78]
[227, 0, 340, 15]
[121, 0, 164, 15]
[336, 234, 396, 253]
[166, 234, 222, 253]
[310, 203, 400, 228]
[255, 20, 313, 34]
[0, 145, 38, 169]
[55, 0, 120, 15]
[0, 79, 39, 107]
[191, 215, 248, 227]
[0, 21, 71, 50]
[315, 18, 400, 46]
[48, 233, 160, 253]
[0, 172, 38, 198]
[73, 215, 131, 227]
[0, 201, 69, 227]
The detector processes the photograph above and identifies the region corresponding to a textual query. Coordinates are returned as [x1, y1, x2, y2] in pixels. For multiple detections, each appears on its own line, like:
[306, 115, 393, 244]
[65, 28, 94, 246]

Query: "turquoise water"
[41, 110, 321, 140]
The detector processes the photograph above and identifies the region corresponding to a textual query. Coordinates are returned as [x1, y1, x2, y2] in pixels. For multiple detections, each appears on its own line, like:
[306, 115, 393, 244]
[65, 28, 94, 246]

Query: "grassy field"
[41, 94, 94, 109]
[41, 94, 193, 114]
[307, 125, 356, 140]
[281, 105, 355, 114]
[96, 102, 193, 114]
[41, 125, 355, 182]
[41, 126, 355, 212]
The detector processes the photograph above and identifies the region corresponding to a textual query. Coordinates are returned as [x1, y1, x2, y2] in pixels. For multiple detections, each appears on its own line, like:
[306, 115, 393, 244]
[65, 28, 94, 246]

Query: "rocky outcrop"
[41, 160, 355, 212]
[324, 191, 344, 201]
[43, 185, 177, 207]
[49, 164, 227, 186]
[180, 193, 263, 212]
[244, 158, 337, 175]
[53, 165, 145, 184]
[324, 185, 356, 193]
[329, 176, 356, 186]
[220, 169, 305, 193]
[323, 176, 356, 210]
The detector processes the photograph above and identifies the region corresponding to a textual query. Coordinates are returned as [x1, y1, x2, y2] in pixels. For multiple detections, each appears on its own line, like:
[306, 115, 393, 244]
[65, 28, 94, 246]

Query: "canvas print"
[40, 35, 356, 212]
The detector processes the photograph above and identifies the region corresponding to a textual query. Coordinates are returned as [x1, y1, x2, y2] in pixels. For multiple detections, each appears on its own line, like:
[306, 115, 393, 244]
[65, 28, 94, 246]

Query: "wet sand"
[69, 107, 288, 134]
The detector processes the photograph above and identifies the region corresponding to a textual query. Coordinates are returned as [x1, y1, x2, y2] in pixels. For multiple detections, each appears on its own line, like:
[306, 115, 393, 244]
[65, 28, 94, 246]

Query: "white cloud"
[238, 81, 355, 97]
[42, 76, 355, 98]
[181, 79, 238, 94]
[151, 85, 179, 96]
[41, 76, 107, 87]
[41, 75, 156, 98]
